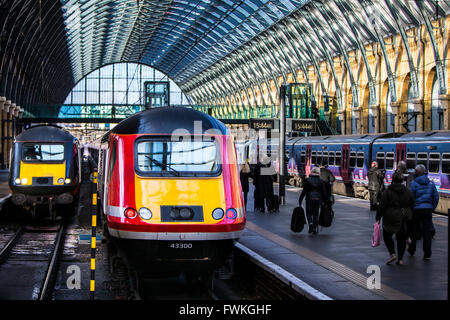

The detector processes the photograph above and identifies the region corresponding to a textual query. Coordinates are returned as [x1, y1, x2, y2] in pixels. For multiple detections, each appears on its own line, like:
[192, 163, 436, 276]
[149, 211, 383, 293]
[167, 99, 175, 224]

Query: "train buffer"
[238, 184, 448, 300]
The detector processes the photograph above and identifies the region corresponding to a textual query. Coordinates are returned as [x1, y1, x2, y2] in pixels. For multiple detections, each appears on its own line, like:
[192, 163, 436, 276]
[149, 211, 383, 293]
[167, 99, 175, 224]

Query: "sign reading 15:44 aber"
[291, 119, 316, 133]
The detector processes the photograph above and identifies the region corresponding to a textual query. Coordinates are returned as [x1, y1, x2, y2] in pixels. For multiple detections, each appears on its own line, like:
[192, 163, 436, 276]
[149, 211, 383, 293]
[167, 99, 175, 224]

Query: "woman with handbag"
[376, 172, 415, 265]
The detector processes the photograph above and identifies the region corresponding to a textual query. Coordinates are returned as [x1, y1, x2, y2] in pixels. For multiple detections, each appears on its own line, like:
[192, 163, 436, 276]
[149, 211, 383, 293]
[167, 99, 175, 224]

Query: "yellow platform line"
[245, 221, 415, 300]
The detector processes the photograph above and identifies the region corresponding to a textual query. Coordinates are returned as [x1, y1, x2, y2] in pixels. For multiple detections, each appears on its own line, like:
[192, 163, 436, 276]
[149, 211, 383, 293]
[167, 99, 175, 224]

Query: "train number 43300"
[169, 243, 193, 249]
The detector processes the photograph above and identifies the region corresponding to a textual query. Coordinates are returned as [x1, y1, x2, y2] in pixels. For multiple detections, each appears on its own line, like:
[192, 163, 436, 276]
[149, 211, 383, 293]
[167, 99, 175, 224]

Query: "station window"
[322, 151, 328, 166]
[386, 152, 394, 170]
[317, 151, 322, 166]
[442, 153, 450, 174]
[429, 153, 440, 173]
[349, 151, 357, 168]
[406, 152, 416, 170]
[335, 151, 341, 167]
[376, 152, 385, 169]
[357, 152, 365, 168]
[311, 151, 317, 165]
[417, 153, 428, 169]
[328, 151, 335, 166]
[301, 151, 306, 164]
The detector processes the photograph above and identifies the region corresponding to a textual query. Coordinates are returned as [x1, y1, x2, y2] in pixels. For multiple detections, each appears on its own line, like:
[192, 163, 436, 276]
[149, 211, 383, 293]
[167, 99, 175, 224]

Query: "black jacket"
[320, 167, 335, 184]
[299, 176, 328, 205]
[376, 183, 415, 234]
[368, 167, 385, 191]
[81, 155, 98, 182]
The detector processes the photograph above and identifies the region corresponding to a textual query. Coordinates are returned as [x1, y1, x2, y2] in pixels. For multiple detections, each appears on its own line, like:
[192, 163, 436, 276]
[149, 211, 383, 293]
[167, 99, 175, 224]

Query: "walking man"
[408, 164, 439, 260]
[299, 167, 328, 235]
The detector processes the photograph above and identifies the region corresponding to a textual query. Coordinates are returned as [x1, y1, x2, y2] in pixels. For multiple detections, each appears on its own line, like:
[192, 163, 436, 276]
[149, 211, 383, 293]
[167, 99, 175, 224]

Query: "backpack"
[291, 207, 306, 232]
[318, 203, 334, 227]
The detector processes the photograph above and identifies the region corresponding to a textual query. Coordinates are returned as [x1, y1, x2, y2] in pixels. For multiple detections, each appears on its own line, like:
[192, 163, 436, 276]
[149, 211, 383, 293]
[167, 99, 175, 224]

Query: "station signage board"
[290, 119, 316, 133]
[249, 119, 276, 130]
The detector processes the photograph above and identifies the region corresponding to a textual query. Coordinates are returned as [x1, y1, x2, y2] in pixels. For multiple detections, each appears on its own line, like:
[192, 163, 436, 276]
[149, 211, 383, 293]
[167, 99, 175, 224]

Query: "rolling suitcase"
[291, 206, 306, 232]
[318, 203, 334, 227]
[272, 194, 280, 212]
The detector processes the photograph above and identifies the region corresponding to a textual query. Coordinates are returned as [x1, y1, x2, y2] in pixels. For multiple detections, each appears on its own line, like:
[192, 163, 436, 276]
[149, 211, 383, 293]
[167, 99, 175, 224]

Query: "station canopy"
[0, 0, 448, 107]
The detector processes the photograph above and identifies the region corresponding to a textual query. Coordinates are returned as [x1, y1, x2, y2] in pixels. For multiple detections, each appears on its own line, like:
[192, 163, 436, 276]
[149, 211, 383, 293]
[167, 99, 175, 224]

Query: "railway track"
[110, 242, 328, 301]
[0, 219, 66, 300]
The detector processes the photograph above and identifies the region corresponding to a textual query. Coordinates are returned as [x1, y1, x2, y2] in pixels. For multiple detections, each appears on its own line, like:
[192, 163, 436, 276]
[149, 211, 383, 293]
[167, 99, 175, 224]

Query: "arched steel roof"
[0, 0, 448, 109]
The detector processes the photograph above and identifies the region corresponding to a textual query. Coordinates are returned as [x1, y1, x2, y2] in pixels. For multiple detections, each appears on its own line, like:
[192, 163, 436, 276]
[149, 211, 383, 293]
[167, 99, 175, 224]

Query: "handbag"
[372, 222, 381, 247]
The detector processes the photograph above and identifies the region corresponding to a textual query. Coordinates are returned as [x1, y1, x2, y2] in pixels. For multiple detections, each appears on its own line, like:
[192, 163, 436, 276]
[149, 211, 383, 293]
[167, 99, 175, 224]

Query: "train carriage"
[98, 107, 246, 276]
[9, 125, 80, 217]
[372, 131, 450, 213]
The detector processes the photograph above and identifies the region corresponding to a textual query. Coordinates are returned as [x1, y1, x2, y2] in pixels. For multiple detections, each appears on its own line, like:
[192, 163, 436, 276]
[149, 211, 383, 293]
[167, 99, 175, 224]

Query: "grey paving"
[237, 184, 448, 300]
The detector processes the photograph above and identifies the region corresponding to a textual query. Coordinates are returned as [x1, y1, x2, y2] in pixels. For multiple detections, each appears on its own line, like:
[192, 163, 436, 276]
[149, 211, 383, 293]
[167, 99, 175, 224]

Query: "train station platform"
[237, 184, 448, 300]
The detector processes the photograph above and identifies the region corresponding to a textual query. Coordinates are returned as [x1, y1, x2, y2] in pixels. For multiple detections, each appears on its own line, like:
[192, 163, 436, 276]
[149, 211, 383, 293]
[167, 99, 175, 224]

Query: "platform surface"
[237, 183, 448, 300]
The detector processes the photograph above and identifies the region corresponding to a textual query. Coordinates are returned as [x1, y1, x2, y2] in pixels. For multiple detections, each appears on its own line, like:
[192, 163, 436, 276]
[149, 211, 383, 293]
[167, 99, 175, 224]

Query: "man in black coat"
[299, 167, 328, 235]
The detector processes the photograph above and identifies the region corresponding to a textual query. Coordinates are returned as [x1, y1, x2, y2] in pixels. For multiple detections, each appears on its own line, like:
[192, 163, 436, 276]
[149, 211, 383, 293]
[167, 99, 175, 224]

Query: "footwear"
[407, 247, 415, 256]
[423, 257, 431, 261]
[308, 225, 313, 234]
[386, 254, 396, 265]
[312, 226, 318, 235]
[396, 260, 403, 265]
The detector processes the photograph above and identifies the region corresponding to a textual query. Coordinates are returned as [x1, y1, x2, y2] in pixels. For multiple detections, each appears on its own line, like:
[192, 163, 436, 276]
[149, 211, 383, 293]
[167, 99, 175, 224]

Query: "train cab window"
[135, 138, 220, 176]
[328, 151, 335, 166]
[429, 153, 440, 173]
[335, 151, 341, 167]
[406, 152, 416, 170]
[22, 143, 64, 162]
[300, 151, 306, 164]
[322, 151, 328, 166]
[317, 151, 322, 166]
[442, 153, 450, 174]
[376, 152, 385, 169]
[108, 142, 117, 184]
[417, 153, 428, 169]
[357, 152, 365, 168]
[386, 152, 394, 170]
[349, 151, 357, 168]
[311, 151, 317, 165]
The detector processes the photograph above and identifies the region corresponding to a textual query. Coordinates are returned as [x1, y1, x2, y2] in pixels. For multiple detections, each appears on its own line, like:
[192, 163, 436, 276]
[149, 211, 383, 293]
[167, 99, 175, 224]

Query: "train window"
[376, 152, 385, 169]
[386, 152, 394, 170]
[429, 153, 440, 173]
[311, 151, 316, 165]
[329, 152, 335, 166]
[406, 152, 416, 170]
[108, 142, 117, 184]
[417, 153, 428, 169]
[135, 138, 220, 176]
[335, 151, 341, 166]
[22, 143, 64, 162]
[301, 151, 306, 164]
[357, 152, 365, 168]
[349, 151, 357, 168]
[322, 151, 328, 166]
[442, 153, 450, 174]
[317, 151, 322, 166]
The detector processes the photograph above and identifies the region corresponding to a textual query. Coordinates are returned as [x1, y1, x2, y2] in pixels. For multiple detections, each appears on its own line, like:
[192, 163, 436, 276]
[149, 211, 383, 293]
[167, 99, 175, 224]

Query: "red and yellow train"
[98, 107, 245, 276]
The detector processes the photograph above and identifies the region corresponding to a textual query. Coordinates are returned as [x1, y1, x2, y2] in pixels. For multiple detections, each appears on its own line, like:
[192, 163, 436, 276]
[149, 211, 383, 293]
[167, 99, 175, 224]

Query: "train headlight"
[15, 178, 21, 184]
[57, 178, 64, 184]
[21, 178, 28, 184]
[226, 208, 237, 220]
[170, 208, 180, 219]
[180, 208, 193, 219]
[138, 207, 152, 220]
[65, 178, 71, 184]
[124, 207, 137, 219]
[212, 208, 224, 220]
